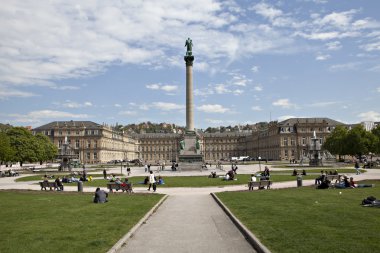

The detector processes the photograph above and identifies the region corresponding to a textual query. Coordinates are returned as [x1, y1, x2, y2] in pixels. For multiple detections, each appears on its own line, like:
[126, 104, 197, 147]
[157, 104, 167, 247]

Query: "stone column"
[184, 55, 194, 132]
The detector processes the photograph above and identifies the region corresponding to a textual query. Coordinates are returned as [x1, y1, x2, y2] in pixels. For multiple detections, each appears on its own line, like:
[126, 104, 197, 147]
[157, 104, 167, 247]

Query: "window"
[59, 131, 63, 135]
[94, 141, 97, 148]
[94, 152, 98, 159]
[87, 140, 91, 148]
[283, 137, 288, 146]
[291, 138, 295, 146]
[58, 140, 63, 148]
[302, 137, 306, 145]
[75, 140, 80, 148]
[86, 152, 90, 159]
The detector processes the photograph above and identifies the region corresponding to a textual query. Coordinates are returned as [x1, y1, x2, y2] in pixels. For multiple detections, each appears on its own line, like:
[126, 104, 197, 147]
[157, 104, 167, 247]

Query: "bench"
[248, 180, 272, 191]
[107, 183, 133, 193]
[39, 181, 58, 191]
[326, 175, 341, 183]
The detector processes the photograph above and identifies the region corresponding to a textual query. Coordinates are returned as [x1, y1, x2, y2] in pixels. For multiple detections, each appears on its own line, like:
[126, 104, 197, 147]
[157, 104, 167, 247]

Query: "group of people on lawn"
[315, 170, 373, 189]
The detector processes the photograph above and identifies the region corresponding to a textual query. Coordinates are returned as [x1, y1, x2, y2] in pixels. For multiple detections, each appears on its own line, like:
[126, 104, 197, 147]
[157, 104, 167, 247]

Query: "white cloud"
[161, 85, 178, 92]
[272, 98, 296, 109]
[50, 85, 81, 90]
[8, 110, 89, 124]
[377, 87, 380, 93]
[114, 104, 122, 107]
[197, 104, 229, 113]
[146, 84, 161, 90]
[277, 115, 298, 121]
[252, 3, 283, 21]
[215, 84, 230, 94]
[119, 110, 137, 116]
[315, 53, 330, 61]
[56, 100, 93, 108]
[309, 101, 339, 107]
[325, 41, 342, 50]
[360, 41, 380, 52]
[0, 86, 37, 99]
[251, 106, 262, 111]
[254, 86, 263, 92]
[329, 62, 361, 72]
[358, 111, 380, 121]
[251, 66, 259, 73]
[317, 10, 356, 28]
[146, 83, 178, 93]
[233, 89, 243, 95]
[194, 87, 214, 97]
[152, 102, 184, 111]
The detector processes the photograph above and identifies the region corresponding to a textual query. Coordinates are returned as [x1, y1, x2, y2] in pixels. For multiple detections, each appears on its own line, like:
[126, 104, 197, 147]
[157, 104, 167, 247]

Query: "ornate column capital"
[184, 55, 194, 66]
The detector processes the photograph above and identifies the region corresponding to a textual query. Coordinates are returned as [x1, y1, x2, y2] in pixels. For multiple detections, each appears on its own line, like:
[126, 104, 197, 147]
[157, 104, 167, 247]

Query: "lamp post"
[121, 161, 123, 175]
[258, 156, 261, 172]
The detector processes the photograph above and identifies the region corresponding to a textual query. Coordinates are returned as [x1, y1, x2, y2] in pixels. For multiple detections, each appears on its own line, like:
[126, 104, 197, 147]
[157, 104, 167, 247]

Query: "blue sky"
[1, 0, 380, 129]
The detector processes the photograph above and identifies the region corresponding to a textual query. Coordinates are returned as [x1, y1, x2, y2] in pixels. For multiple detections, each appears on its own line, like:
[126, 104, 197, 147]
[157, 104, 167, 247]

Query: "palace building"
[33, 117, 345, 164]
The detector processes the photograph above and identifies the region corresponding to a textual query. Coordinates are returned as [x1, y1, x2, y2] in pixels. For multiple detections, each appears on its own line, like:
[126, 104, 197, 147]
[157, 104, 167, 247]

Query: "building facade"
[33, 121, 139, 164]
[33, 118, 346, 164]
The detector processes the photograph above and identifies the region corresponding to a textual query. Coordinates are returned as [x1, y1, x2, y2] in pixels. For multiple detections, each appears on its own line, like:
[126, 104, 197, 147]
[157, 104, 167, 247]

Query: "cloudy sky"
[1, 0, 380, 129]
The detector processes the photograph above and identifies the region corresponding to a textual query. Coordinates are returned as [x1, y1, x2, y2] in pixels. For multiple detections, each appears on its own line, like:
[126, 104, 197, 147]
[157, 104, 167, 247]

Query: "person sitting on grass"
[158, 176, 165, 185]
[55, 177, 64, 191]
[208, 171, 217, 178]
[335, 176, 351, 189]
[317, 178, 331, 189]
[94, 188, 108, 203]
[292, 169, 298, 176]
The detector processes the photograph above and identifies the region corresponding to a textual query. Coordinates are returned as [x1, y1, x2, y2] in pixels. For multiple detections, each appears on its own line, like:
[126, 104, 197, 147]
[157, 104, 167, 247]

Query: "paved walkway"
[1, 164, 379, 253]
[117, 194, 256, 253]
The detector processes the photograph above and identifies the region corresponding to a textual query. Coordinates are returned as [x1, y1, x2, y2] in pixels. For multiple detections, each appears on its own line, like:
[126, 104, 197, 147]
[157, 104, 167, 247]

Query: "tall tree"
[34, 133, 58, 164]
[371, 125, 380, 155]
[7, 127, 37, 166]
[323, 125, 348, 159]
[0, 132, 15, 163]
[345, 125, 375, 158]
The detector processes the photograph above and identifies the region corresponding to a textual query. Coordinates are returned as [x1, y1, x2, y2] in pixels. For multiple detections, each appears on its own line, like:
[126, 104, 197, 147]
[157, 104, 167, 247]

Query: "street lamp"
[258, 156, 261, 172]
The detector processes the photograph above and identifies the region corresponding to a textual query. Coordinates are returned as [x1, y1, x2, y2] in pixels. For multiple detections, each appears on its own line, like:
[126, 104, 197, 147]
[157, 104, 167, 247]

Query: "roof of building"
[33, 121, 102, 130]
[278, 117, 344, 126]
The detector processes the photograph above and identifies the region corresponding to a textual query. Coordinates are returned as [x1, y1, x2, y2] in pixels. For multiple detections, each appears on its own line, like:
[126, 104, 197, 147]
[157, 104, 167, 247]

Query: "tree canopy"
[0, 126, 58, 166]
[324, 125, 378, 158]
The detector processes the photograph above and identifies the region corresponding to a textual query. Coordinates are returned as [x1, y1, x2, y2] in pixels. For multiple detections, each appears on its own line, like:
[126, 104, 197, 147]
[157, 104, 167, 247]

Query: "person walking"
[355, 161, 361, 175]
[148, 170, 156, 192]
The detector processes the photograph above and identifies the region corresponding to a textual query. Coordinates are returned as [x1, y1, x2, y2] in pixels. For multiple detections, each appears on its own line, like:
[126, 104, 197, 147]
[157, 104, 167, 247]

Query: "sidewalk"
[117, 194, 256, 253]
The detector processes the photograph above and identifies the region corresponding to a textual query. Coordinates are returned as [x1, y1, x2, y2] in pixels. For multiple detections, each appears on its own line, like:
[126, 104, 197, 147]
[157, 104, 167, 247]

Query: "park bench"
[107, 182, 133, 193]
[39, 181, 58, 191]
[248, 180, 272, 191]
[326, 175, 341, 184]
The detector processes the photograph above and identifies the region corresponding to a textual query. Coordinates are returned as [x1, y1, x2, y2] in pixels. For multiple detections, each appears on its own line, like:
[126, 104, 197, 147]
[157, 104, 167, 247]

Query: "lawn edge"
[210, 192, 272, 253]
[106, 194, 168, 253]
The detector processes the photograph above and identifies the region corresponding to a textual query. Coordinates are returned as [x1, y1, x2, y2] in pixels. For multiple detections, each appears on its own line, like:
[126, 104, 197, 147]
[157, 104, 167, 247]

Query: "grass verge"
[0, 190, 163, 253]
[216, 182, 380, 253]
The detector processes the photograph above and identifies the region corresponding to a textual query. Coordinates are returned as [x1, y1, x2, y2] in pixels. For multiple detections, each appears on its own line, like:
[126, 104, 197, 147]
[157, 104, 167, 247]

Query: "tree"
[323, 126, 348, 159]
[345, 125, 376, 159]
[0, 132, 15, 163]
[371, 125, 380, 155]
[7, 127, 38, 166]
[34, 133, 58, 164]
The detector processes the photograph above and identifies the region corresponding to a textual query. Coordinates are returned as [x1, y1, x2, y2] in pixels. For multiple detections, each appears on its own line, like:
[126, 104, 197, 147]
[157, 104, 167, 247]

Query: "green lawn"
[0, 191, 163, 253]
[216, 182, 380, 253]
